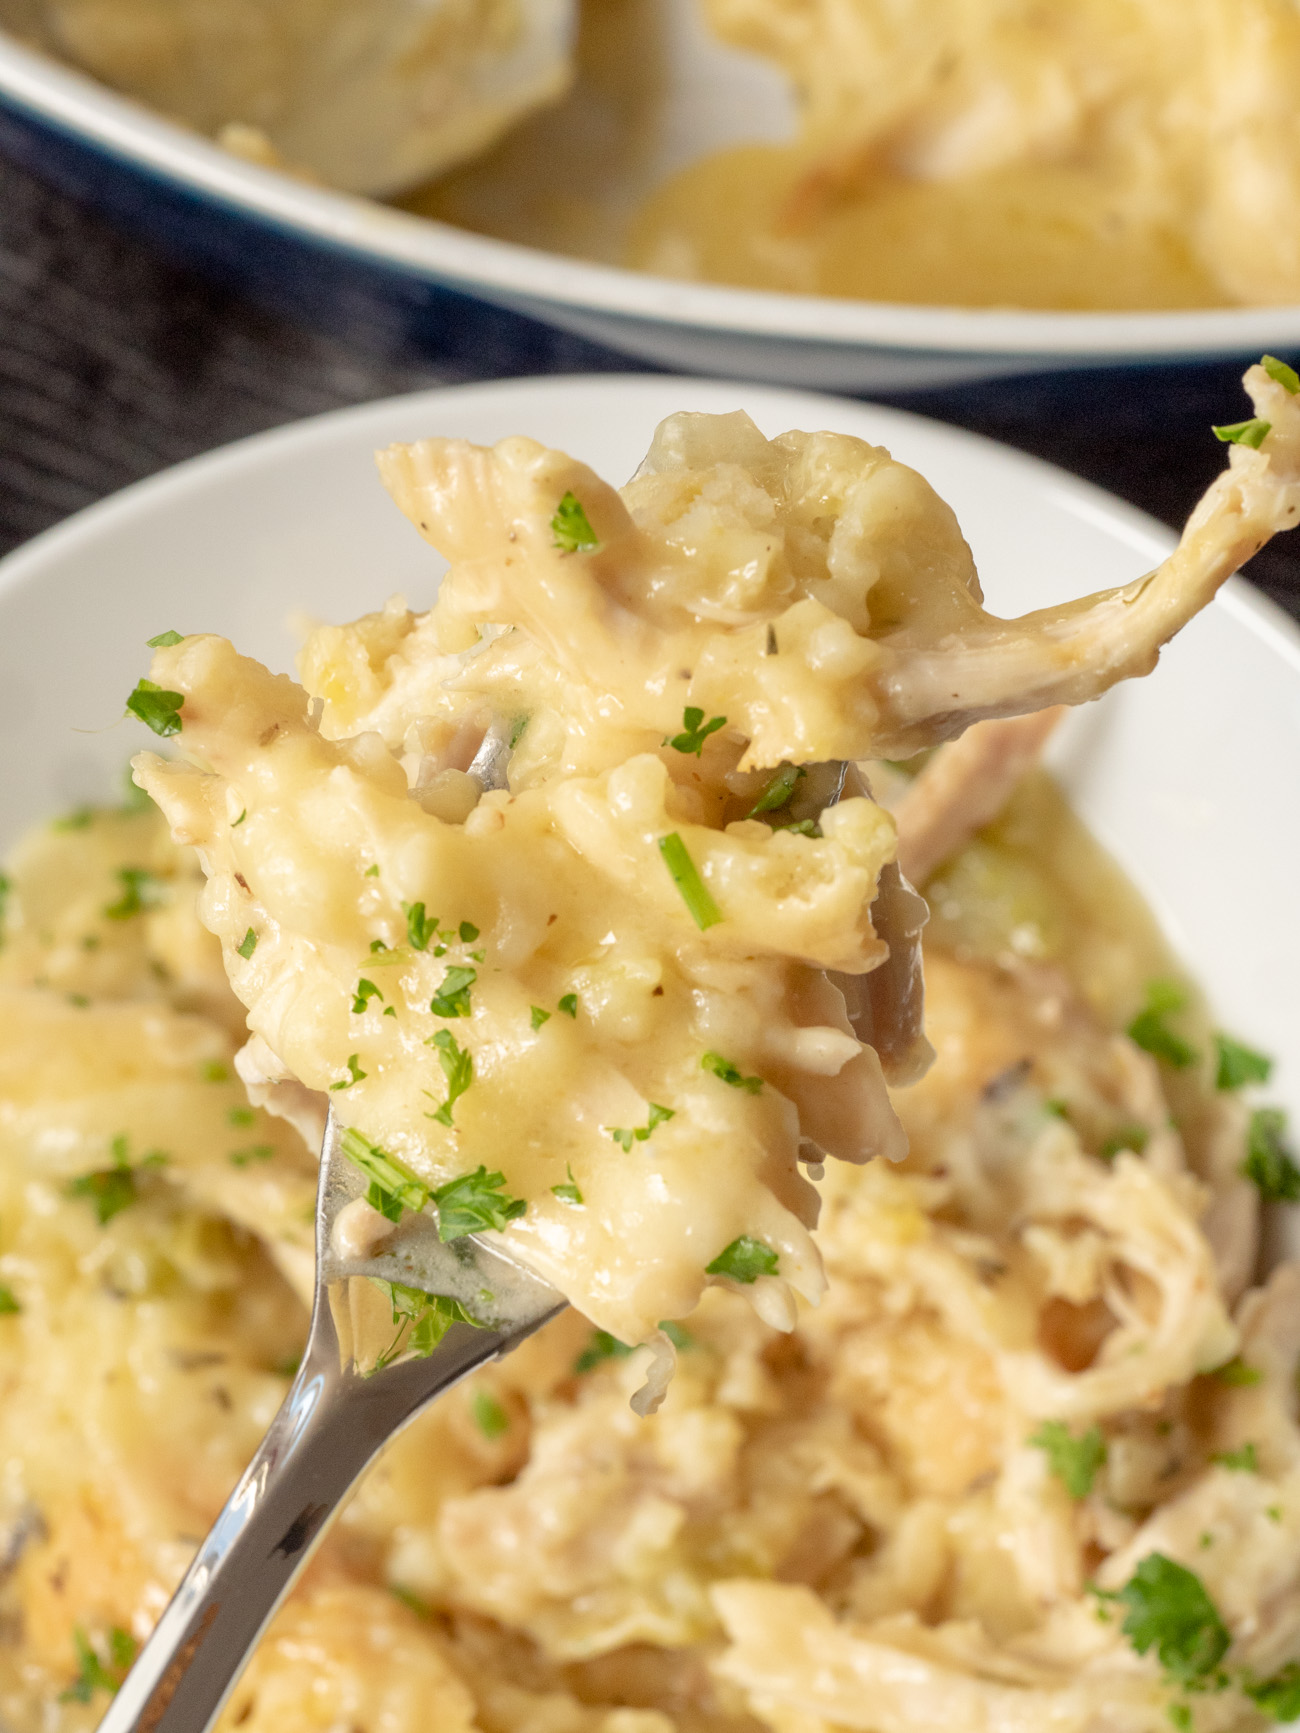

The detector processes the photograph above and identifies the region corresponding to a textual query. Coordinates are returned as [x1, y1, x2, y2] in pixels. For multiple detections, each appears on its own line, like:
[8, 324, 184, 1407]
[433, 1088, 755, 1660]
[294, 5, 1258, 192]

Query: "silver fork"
[98, 1109, 564, 1733]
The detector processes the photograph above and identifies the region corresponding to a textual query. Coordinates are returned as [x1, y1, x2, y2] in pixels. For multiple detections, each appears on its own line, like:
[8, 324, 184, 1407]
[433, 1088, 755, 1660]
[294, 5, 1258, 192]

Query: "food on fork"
[130, 361, 1300, 1387]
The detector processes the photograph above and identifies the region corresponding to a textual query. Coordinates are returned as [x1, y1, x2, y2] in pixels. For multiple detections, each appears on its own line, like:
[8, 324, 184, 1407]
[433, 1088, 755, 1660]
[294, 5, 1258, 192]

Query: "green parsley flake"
[1262, 355, 1300, 395]
[552, 1164, 583, 1205]
[659, 832, 723, 930]
[1213, 418, 1271, 449]
[229, 1144, 274, 1168]
[430, 965, 476, 1019]
[231, 808, 247, 827]
[0, 871, 10, 942]
[369, 1280, 482, 1372]
[329, 1053, 367, 1091]
[52, 805, 93, 832]
[702, 1051, 763, 1094]
[574, 1329, 634, 1373]
[0, 1284, 20, 1315]
[339, 1128, 430, 1221]
[352, 977, 384, 1014]
[146, 629, 184, 647]
[1212, 1356, 1263, 1388]
[1099, 1124, 1149, 1162]
[404, 901, 438, 950]
[459, 921, 480, 942]
[472, 1389, 510, 1438]
[1114, 1553, 1230, 1687]
[1214, 1033, 1272, 1091]
[427, 1029, 473, 1127]
[558, 993, 578, 1018]
[530, 1005, 551, 1030]
[126, 678, 184, 737]
[660, 1320, 692, 1349]
[748, 762, 806, 817]
[669, 706, 727, 757]
[780, 819, 821, 837]
[1245, 1663, 1300, 1722]
[365, 864, 380, 877]
[1167, 1704, 1192, 1732]
[104, 866, 165, 921]
[1241, 1107, 1300, 1202]
[605, 1103, 674, 1150]
[201, 1060, 229, 1083]
[228, 1106, 256, 1127]
[432, 1165, 526, 1240]
[1030, 1420, 1107, 1499]
[551, 491, 600, 553]
[509, 714, 530, 749]
[1127, 981, 1197, 1069]
[706, 1235, 779, 1283]
[1211, 1442, 1258, 1473]
[66, 1135, 166, 1225]
[236, 928, 257, 960]
[59, 1626, 137, 1703]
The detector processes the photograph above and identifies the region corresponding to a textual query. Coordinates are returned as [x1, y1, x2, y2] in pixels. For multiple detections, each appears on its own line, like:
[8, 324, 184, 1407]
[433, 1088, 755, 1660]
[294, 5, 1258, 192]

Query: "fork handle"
[97, 1295, 508, 1733]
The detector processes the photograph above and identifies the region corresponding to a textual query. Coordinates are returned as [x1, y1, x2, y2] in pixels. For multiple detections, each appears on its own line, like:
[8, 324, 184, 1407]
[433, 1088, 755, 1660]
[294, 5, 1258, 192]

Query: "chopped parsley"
[660, 1320, 692, 1349]
[748, 762, 806, 817]
[236, 928, 257, 959]
[1113, 1553, 1231, 1687]
[232, 808, 247, 826]
[426, 1029, 473, 1126]
[1240, 1107, 1300, 1202]
[228, 1144, 273, 1168]
[575, 1329, 634, 1373]
[1244, 1664, 1300, 1722]
[146, 629, 184, 648]
[1167, 1704, 1192, 1731]
[1100, 1124, 1149, 1161]
[459, 921, 479, 942]
[370, 1280, 482, 1372]
[1128, 981, 1197, 1069]
[1262, 355, 1300, 395]
[530, 1005, 551, 1030]
[1214, 1033, 1272, 1091]
[605, 1103, 674, 1150]
[329, 1053, 367, 1091]
[66, 1135, 166, 1225]
[352, 977, 384, 1014]
[551, 491, 600, 553]
[201, 1060, 229, 1083]
[365, 863, 380, 877]
[125, 677, 184, 737]
[1212, 418, 1271, 449]
[669, 706, 726, 757]
[659, 832, 722, 930]
[702, 1051, 763, 1094]
[404, 901, 438, 951]
[558, 993, 578, 1018]
[228, 1106, 256, 1127]
[0, 1284, 20, 1315]
[706, 1235, 779, 1283]
[1213, 1356, 1262, 1388]
[103, 866, 165, 921]
[552, 1164, 583, 1205]
[780, 819, 821, 837]
[472, 1389, 509, 1438]
[59, 1626, 136, 1703]
[432, 1165, 526, 1240]
[52, 805, 93, 831]
[1211, 1442, 1258, 1473]
[339, 1128, 430, 1221]
[509, 714, 530, 749]
[1030, 1420, 1107, 1499]
[429, 965, 476, 1019]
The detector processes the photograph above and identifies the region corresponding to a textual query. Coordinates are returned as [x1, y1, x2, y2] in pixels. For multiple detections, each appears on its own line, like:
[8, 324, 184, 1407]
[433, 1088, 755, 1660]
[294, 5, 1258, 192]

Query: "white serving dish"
[3, 18, 1300, 390]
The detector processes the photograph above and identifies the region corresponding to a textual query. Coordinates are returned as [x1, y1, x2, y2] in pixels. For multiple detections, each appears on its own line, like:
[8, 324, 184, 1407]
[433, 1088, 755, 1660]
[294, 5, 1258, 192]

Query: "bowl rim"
[4, 29, 1300, 360]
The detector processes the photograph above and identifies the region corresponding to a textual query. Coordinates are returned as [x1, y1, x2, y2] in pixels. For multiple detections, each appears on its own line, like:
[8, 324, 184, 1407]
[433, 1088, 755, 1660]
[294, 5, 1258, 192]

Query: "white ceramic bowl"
[4, 26, 1300, 391]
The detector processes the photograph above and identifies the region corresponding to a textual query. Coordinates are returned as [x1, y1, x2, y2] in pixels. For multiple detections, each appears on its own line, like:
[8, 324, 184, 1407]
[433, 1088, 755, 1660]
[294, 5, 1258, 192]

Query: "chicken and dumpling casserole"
[2, 361, 1300, 1726]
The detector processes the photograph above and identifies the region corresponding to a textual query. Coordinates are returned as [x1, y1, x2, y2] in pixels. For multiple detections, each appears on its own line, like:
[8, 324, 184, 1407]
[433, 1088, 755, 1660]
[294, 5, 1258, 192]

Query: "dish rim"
[4, 30, 1300, 360]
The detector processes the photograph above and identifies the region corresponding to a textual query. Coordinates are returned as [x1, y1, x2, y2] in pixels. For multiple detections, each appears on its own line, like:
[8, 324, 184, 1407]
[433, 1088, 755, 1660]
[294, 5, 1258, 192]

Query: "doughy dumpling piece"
[1, 0, 575, 196]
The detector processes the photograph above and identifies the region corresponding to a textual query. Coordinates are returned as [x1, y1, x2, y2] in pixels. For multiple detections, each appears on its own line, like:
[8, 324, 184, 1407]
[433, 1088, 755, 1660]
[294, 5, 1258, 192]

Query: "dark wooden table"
[3, 149, 1298, 620]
